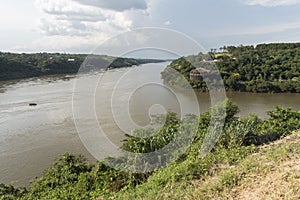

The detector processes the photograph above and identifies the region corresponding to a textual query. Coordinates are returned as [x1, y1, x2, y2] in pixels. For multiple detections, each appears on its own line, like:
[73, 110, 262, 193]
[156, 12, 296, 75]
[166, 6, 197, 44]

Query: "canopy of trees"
[0, 52, 164, 81]
[162, 43, 300, 93]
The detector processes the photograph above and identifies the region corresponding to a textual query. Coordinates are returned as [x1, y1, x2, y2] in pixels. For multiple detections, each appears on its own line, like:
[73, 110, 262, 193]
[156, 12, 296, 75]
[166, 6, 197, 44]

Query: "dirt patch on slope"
[230, 132, 300, 200]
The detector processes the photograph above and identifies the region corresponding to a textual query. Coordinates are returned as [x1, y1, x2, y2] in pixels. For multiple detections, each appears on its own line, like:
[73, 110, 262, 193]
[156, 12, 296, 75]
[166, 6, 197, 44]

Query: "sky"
[1, 0, 300, 54]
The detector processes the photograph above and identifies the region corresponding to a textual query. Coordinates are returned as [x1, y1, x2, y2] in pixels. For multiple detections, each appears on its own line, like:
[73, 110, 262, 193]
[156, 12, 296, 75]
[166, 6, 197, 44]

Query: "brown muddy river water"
[0, 62, 299, 186]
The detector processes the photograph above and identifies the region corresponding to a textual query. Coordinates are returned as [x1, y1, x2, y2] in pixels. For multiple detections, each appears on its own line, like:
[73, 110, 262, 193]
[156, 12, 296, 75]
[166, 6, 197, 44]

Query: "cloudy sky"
[1, 0, 300, 53]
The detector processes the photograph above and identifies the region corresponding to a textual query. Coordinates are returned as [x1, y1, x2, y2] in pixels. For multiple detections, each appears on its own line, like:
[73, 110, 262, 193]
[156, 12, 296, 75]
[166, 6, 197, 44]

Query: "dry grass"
[228, 131, 300, 200]
[187, 131, 300, 200]
[231, 160, 300, 200]
[109, 131, 300, 200]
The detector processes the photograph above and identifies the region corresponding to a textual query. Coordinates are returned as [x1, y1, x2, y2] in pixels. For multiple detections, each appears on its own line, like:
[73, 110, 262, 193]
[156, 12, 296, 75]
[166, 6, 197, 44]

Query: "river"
[0, 62, 299, 186]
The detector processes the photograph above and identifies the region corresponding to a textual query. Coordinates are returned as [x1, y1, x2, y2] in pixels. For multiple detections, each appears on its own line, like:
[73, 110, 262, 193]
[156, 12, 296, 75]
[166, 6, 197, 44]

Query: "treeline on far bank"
[0, 52, 165, 81]
[162, 43, 300, 93]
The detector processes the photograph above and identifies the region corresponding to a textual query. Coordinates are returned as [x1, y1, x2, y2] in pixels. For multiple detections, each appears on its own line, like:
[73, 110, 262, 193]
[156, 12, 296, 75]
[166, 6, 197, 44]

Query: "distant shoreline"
[0, 52, 166, 82]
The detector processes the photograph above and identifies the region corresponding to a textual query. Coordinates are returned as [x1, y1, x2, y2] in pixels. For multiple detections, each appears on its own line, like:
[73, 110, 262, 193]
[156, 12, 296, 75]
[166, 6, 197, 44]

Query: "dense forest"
[0, 52, 164, 81]
[1, 99, 300, 199]
[161, 43, 300, 93]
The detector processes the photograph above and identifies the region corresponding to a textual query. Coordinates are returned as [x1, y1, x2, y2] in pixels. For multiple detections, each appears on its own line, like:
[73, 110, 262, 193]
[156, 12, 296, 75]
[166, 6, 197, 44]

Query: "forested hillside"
[0, 52, 164, 81]
[162, 43, 300, 92]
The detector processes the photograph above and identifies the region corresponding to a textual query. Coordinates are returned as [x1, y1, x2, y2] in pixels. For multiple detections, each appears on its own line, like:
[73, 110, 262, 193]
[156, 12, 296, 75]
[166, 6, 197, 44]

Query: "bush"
[2, 101, 299, 199]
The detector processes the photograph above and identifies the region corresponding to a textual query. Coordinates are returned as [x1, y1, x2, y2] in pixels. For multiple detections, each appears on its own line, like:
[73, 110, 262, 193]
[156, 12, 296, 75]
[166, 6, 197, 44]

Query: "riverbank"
[162, 43, 300, 93]
[0, 52, 165, 81]
[1, 100, 299, 199]
[0, 63, 299, 188]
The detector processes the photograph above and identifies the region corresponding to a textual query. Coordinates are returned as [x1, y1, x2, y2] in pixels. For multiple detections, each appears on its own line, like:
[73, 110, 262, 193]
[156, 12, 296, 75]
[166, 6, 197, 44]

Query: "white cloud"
[164, 20, 171, 26]
[22, 0, 147, 52]
[35, 0, 133, 36]
[36, 0, 105, 19]
[244, 0, 300, 7]
[72, 0, 148, 12]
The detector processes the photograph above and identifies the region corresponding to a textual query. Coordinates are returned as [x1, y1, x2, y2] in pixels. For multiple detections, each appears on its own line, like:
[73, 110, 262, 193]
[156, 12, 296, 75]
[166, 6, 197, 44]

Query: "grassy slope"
[111, 130, 300, 200]
[1, 104, 298, 199]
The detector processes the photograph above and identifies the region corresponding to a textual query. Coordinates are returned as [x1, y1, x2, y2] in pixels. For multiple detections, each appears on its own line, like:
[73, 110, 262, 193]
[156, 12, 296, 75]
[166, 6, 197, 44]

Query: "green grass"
[111, 132, 300, 200]
[1, 102, 299, 200]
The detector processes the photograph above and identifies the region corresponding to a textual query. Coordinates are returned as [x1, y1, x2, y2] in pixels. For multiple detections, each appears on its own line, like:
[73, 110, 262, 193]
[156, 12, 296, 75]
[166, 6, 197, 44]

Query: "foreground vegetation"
[162, 43, 300, 92]
[1, 99, 299, 199]
[0, 52, 164, 81]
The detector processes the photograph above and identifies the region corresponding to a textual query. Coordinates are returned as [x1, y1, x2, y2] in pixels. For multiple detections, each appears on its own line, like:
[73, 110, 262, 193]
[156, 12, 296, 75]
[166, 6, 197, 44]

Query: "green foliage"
[122, 112, 180, 154]
[0, 184, 27, 200]
[2, 100, 300, 199]
[23, 153, 94, 199]
[161, 57, 197, 88]
[0, 52, 164, 81]
[162, 43, 300, 93]
[260, 106, 300, 140]
[219, 170, 240, 186]
[218, 115, 262, 148]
